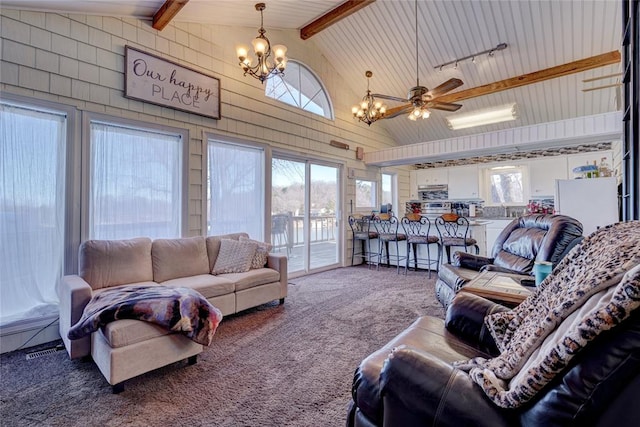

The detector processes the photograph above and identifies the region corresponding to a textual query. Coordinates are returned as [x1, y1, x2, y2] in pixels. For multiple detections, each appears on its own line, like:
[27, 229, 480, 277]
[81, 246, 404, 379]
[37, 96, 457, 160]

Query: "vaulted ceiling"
[2, 0, 623, 146]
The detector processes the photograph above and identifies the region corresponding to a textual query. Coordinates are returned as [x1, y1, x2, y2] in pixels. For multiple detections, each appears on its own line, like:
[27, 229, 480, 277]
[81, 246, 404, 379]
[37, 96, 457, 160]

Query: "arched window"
[265, 60, 334, 120]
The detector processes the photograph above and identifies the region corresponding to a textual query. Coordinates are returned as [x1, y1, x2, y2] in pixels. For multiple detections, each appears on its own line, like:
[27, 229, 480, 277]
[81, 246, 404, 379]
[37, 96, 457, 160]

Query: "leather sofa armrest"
[482, 264, 531, 276]
[453, 251, 494, 270]
[267, 253, 288, 300]
[445, 293, 508, 356]
[58, 275, 93, 359]
[379, 346, 514, 427]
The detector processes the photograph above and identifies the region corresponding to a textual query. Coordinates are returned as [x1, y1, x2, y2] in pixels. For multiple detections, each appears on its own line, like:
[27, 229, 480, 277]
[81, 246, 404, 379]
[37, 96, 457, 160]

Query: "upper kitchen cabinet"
[529, 157, 568, 197]
[448, 165, 480, 199]
[415, 168, 447, 186]
[566, 151, 614, 178]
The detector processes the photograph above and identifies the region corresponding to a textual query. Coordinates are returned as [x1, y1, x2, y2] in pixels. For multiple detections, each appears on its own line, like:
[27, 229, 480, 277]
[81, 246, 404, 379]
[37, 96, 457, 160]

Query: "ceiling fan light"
[408, 113, 418, 121]
[446, 103, 518, 130]
[421, 109, 431, 119]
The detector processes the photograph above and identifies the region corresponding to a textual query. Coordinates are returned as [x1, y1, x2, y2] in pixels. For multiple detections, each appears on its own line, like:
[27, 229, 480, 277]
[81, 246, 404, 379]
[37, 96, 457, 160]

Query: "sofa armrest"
[379, 346, 514, 427]
[267, 253, 288, 300]
[58, 275, 93, 359]
[445, 293, 508, 356]
[453, 251, 494, 270]
[482, 264, 532, 276]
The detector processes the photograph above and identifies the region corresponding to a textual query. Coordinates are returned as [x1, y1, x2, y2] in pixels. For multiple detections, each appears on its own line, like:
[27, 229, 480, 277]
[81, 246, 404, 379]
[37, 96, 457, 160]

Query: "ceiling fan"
[372, 0, 464, 120]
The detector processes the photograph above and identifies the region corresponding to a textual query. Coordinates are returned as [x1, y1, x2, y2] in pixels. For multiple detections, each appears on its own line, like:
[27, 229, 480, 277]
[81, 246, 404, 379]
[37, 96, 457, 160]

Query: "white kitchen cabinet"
[409, 170, 418, 199]
[566, 151, 613, 178]
[529, 157, 568, 197]
[485, 219, 513, 256]
[469, 223, 487, 257]
[415, 168, 447, 186]
[448, 165, 480, 199]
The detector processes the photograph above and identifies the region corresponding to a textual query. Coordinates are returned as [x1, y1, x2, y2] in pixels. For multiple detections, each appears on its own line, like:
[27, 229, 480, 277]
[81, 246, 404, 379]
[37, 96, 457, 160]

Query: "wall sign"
[125, 46, 220, 119]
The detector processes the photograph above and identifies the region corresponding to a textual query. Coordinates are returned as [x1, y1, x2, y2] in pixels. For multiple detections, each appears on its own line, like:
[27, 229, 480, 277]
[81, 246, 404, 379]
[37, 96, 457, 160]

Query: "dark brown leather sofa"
[346, 292, 640, 427]
[435, 214, 584, 307]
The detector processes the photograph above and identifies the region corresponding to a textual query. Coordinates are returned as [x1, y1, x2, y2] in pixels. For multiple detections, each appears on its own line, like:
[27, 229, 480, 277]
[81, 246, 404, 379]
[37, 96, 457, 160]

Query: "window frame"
[82, 112, 189, 240]
[265, 60, 334, 120]
[203, 133, 269, 241]
[355, 179, 378, 212]
[481, 164, 530, 206]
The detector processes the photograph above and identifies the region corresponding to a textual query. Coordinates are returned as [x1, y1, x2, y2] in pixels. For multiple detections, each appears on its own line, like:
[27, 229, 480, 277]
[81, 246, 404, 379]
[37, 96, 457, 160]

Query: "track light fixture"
[434, 43, 508, 71]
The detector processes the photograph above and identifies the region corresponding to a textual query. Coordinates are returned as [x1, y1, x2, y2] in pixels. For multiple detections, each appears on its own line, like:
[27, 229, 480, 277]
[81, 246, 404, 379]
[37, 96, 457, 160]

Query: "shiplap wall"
[365, 111, 623, 166]
[0, 8, 404, 244]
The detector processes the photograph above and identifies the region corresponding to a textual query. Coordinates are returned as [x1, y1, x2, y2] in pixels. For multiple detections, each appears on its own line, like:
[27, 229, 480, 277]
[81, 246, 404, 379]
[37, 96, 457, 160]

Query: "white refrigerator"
[554, 177, 618, 236]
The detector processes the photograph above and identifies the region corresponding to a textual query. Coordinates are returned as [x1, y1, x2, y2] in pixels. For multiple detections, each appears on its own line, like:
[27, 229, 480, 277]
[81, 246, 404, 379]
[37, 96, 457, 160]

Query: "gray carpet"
[0, 265, 444, 427]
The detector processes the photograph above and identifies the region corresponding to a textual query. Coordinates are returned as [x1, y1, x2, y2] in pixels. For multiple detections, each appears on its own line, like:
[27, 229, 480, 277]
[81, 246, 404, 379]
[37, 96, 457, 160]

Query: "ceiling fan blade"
[384, 104, 413, 118]
[425, 78, 464, 99]
[427, 101, 463, 112]
[371, 93, 409, 103]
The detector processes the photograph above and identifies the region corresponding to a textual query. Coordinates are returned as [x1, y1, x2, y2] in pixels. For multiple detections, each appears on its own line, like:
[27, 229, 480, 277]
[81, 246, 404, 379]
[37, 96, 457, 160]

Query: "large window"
[265, 60, 334, 120]
[88, 120, 185, 239]
[1, 101, 68, 325]
[207, 138, 265, 240]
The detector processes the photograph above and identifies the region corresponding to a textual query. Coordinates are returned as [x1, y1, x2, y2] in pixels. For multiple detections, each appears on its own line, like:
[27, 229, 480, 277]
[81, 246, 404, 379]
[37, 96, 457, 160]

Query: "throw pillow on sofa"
[239, 236, 272, 269]
[211, 239, 258, 275]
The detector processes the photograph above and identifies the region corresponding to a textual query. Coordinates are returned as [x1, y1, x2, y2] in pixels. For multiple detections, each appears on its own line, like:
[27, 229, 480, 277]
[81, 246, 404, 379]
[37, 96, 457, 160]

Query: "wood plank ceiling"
[1, 0, 623, 147]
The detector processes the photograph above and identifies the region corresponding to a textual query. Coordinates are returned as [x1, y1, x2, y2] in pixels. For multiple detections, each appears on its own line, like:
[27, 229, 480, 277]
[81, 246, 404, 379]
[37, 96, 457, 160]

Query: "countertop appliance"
[554, 177, 618, 236]
[422, 201, 452, 219]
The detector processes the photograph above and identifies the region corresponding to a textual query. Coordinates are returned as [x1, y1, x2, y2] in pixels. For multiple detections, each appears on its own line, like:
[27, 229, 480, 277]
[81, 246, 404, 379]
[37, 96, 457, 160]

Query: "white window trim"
[480, 163, 530, 206]
[202, 132, 270, 239]
[82, 112, 189, 240]
[265, 59, 335, 121]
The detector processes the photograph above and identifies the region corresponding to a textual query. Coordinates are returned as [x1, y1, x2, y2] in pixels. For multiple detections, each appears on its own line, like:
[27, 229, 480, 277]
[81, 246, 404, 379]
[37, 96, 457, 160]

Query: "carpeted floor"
[0, 265, 444, 427]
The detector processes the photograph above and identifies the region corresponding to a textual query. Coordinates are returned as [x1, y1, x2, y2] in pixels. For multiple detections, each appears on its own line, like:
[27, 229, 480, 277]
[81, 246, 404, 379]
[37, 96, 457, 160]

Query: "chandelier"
[236, 3, 287, 83]
[351, 71, 387, 126]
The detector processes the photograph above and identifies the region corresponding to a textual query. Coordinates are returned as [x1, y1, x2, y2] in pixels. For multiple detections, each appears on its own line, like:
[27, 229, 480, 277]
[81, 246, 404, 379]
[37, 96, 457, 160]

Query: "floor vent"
[26, 346, 62, 360]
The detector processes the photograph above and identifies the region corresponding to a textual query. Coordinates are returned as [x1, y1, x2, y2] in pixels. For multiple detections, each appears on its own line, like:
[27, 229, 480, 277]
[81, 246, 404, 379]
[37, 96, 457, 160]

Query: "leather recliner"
[346, 292, 640, 427]
[435, 214, 583, 307]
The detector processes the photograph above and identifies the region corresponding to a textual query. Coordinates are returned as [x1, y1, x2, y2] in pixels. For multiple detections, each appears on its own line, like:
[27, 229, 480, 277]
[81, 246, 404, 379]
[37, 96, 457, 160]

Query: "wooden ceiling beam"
[300, 0, 376, 40]
[385, 50, 621, 117]
[152, 0, 189, 31]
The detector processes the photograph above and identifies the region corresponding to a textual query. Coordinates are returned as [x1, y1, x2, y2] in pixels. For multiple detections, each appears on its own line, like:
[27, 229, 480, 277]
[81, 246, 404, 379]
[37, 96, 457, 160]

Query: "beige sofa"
[58, 233, 287, 392]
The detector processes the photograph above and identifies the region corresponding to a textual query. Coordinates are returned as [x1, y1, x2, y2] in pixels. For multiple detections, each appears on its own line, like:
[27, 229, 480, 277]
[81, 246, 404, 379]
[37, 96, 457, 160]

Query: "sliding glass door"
[272, 157, 340, 274]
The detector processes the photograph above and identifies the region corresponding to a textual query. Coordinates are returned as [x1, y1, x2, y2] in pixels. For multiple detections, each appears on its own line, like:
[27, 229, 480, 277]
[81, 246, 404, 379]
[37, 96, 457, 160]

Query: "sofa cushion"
[205, 233, 249, 272]
[211, 239, 258, 275]
[79, 237, 153, 290]
[221, 268, 281, 291]
[152, 236, 209, 283]
[161, 274, 235, 299]
[239, 236, 272, 269]
[100, 319, 171, 348]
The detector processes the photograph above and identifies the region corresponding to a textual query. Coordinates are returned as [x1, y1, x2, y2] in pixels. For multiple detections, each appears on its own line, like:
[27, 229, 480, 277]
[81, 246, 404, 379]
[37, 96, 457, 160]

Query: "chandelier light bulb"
[252, 38, 267, 56]
[237, 46, 249, 61]
[272, 45, 287, 61]
[351, 106, 359, 114]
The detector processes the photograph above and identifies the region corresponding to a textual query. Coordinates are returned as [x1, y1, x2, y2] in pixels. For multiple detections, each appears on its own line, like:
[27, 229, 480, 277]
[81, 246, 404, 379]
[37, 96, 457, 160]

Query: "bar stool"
[401, 215, 440, 278]
[271, 213, 291, 254]
[434, 213, 479, 264]
[373, 214, 407, 274]
[348, 215, 379, 267]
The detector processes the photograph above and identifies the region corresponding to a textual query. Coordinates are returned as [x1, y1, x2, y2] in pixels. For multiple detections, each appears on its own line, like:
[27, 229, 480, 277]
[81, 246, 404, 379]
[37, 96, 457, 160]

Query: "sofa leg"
[279, 298, 285, 305]
[187, 355, 198, 366]
[112, 382, 124, 394]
